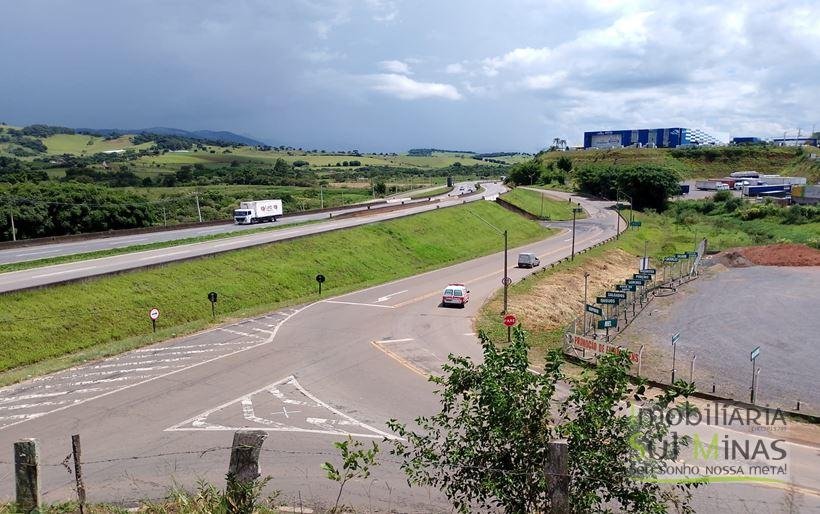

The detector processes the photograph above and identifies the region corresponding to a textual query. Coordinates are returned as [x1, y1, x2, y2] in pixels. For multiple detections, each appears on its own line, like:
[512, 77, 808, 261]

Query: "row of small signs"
[585, 268, 657, 328]
[663, 251, 698, 263]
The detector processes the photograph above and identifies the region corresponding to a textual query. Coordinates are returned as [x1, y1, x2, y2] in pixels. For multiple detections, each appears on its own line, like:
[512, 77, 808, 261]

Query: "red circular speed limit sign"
[149, 308, 160, 321]
[503, 314, 517, 327]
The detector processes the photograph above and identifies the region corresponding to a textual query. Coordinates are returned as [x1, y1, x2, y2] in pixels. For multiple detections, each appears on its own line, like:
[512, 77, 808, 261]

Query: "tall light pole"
[583, 272, 590, 335]
[571, 206, 583, 259]
[8, 208, 16, 242]
[467, 210, 509, 314]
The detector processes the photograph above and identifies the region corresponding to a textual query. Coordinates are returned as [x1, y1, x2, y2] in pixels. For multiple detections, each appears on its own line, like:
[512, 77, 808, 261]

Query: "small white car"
[442, 283, 470, 307]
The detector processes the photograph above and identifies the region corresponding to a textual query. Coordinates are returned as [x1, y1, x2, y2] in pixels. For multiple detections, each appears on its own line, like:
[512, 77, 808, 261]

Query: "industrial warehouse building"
[583, 128, 721, 149]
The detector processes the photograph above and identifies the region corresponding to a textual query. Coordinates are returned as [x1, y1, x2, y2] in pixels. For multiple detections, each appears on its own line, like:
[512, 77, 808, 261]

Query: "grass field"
[42, 134, 153, 155]
[537, 146, 820, 179]
[0, 202, 553, 379]
[500, 187, 584, 220]
[408, 186, 453, 199]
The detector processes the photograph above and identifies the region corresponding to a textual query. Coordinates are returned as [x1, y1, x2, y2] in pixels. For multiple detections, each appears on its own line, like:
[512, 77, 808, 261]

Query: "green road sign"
[630, 221, 642, 227]
[664, 256, 679, 263]
[675, 253, 689, 259]
[606, 291, 627, 299]
[750, 346, 761, 361]
[585, 304, 603, 316]
[598, 318, 618, 329]
[634, 273, 652, 280]
[617, 284, 636, 292]
[641, 268, 656, 275]
[626, 279, 644, 286]
[687, 251, 699, 257]
[597, 296, 619, 305]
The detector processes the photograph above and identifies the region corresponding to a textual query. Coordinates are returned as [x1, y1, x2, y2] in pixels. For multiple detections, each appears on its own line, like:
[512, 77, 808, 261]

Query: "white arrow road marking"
[375, 290, 408, 303]
[166, 375, 400, 440]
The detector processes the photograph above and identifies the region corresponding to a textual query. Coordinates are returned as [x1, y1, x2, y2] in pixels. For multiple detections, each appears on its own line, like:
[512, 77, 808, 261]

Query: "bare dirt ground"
[715, 243, 820, 267]
[618, 244, 820, 414]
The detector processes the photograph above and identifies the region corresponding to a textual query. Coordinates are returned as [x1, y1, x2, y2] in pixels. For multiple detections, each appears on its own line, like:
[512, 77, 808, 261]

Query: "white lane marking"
[138, 250, 189, 261]
[373, 338, 414, 344]
[322, 300, 395, 309]
[0, 305, 309, 431]
[463, 332, 476, 336]
[218, 328, 262, 339]
[31, 266, 96, 279]
[166, 375, 399, 440]
[0, 388, 105, 404]
[375, 290, 408, 303]
[15, 249, 62, 257]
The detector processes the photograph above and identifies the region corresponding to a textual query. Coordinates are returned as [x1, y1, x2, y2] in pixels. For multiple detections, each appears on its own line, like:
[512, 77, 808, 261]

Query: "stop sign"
[503, 314, 517, 327]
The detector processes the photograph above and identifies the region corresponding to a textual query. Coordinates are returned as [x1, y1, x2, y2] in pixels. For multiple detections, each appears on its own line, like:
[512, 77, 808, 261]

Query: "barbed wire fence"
[1, 431, 807, 513]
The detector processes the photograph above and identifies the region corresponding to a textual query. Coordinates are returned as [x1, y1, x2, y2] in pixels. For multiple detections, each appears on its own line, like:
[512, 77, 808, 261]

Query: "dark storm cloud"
[0, 0, 817, 151]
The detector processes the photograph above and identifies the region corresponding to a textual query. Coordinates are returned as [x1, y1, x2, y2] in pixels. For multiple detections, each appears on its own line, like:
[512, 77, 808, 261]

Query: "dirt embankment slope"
[713, 243, 820, 267]
[502, 249, 638, 331]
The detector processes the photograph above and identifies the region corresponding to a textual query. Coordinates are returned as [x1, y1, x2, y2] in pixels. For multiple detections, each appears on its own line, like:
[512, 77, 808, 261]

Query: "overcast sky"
[1, 0, 818, 152]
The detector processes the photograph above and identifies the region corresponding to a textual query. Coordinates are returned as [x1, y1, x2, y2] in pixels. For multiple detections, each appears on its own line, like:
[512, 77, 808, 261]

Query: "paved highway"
[0, 182, 484, 266]
[0, 182, 503, 293]
[0, 192, 816, 512]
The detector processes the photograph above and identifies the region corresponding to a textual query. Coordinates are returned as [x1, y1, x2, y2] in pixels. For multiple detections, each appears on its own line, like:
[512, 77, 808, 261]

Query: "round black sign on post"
[208, 291, 218, 318]
[316, 274, 326, 295]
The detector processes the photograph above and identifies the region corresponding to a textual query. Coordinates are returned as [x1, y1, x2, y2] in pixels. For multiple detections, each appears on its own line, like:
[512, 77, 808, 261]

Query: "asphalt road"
[0, 182, 484, 266]
[620, 264, 820, 414]
[0, 182, 502, 293]
[0, 193, 816, 512]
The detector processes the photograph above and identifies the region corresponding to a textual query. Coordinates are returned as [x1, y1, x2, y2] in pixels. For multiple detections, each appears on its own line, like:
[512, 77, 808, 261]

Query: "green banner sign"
[598, 318, 618, 329]
[585, 304, 603, 316]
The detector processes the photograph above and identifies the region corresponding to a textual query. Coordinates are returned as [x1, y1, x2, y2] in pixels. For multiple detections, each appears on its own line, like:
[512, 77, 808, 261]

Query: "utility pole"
[503, 229, 508, 314]
[9, 209, 16, 242]
[583, 272, 590, 335]
[195, 193, 203, 222]
[571, 206, 582, 259]
[540, 191, 545, 218]
[162, 206, 167, 227]
[320, 183, 324, 209]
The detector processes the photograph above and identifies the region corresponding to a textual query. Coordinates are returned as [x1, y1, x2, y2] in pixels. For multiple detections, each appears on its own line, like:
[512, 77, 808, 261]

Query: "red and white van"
[442, 283, 470, 307]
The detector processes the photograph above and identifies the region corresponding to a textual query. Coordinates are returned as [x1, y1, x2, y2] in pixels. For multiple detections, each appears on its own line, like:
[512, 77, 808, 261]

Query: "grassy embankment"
[476, 197, 819, 360]
[0, 202, 553, 383]
[500, 187, 585, 220]
[408, 186, 453, 199]
[537, 145, 820, 181]
[0, 220, 323, 274]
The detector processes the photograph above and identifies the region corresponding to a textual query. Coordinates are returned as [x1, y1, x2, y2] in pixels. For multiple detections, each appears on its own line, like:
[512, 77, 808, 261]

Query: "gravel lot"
[619, 263, 820, 414]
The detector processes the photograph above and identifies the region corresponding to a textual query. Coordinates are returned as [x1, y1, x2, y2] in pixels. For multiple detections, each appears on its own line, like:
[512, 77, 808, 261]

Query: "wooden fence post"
[72, 434, 87, 514]
[546, 440, 569, 514]
[14, 439, 41, 513]
[226, 430, 267, 511]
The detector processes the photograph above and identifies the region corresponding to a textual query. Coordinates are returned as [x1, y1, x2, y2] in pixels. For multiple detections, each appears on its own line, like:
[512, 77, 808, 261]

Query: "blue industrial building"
[583, 128, 720, 149]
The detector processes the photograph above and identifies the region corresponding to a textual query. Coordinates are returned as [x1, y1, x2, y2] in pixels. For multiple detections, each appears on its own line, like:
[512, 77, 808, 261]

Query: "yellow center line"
[391, 230, 604, 309]
[370, 341, 430, 378]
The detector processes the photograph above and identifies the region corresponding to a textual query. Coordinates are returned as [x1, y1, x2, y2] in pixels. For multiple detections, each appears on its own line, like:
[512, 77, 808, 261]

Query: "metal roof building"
[583, 128, 721, 149]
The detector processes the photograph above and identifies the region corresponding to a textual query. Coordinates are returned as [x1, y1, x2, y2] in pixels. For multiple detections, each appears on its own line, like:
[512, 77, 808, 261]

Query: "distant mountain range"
[76, 126, 267, 146]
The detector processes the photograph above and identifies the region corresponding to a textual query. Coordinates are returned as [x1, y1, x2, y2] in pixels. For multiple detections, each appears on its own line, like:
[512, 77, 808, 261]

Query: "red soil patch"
[715, 244, 820, 267]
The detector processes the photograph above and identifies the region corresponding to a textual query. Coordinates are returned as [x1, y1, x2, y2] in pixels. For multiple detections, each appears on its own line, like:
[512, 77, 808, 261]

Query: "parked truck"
[233, 199, 283, 224]
[742, 184, 791, 197]
[757, 175, 807, 186]
[695, 180, 730, 191]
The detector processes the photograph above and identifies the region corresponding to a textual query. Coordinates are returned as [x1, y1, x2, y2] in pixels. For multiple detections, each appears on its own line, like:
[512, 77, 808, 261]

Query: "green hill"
[538, 146, 820, 182]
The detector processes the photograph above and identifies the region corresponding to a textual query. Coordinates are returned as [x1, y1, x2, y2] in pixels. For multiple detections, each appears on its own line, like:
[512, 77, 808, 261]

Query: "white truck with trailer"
[233, 199, 283, 224]
[695, 180, 730, 191]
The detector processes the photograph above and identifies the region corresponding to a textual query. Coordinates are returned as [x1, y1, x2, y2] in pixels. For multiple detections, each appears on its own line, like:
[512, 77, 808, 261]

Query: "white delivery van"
[517, 252, 540, 268]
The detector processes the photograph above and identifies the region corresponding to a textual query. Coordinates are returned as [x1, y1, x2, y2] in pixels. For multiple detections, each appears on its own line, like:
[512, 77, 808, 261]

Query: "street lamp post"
[467, 210, 509, 315]
[583, 272, 590, 335]
[571, 206, 583, 260]
[503, 229, 508, 314]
